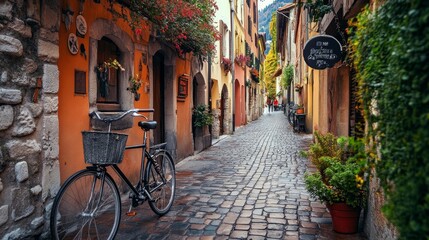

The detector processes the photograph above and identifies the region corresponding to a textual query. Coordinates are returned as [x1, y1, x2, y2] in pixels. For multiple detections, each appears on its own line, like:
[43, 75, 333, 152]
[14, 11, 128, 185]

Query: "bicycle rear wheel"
[145, 150, 176, 215]
[50, 169, 121, 240]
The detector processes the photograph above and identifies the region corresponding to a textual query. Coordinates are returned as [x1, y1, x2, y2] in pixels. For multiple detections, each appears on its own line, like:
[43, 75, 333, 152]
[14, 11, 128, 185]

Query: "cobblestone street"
[117, 111, 367, 239]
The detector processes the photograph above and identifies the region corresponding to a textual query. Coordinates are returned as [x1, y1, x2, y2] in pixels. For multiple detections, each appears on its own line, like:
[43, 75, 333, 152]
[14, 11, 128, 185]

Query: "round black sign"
[303, 35, 342, 70]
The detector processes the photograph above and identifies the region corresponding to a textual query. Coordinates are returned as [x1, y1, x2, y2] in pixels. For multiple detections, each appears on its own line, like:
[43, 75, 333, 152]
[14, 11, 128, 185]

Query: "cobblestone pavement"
[117, 111, 367, 239]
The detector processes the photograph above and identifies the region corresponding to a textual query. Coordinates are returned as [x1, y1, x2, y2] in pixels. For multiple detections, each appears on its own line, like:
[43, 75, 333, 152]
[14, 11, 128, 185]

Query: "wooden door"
[153, 53, 165, 144]
[220, 89, 225, 135]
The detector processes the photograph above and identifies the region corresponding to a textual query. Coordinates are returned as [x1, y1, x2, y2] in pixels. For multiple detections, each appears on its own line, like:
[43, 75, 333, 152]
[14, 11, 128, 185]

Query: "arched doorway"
[149, 42, 177, 159]
[193, 73, 206, 109]
[153, 52, 165, 144]
[234, 79, 241, 127]
[210, 80, 220, 138]
[192, 73, 208, 152]
[220, 84, 229, 135]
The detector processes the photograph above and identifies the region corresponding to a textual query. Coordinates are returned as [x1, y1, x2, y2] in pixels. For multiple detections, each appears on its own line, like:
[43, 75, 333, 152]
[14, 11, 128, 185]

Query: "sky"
[258, 0, 275, 10]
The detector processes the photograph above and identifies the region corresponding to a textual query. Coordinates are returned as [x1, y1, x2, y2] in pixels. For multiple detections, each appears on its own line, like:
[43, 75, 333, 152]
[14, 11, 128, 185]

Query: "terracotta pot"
[296, 108, 304, 114]
[327, 203, 361, 234]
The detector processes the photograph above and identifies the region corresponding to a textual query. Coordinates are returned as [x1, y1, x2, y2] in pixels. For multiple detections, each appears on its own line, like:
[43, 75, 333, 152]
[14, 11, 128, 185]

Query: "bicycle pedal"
[126, 211, 137, 216]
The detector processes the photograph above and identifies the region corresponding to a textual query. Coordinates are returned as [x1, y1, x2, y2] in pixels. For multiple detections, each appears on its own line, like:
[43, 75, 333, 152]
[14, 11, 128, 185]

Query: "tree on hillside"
[264, 13, 278, 98]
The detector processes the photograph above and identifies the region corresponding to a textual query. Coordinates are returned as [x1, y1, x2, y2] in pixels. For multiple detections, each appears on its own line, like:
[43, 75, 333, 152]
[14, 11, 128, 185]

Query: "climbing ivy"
[264, 13, 278, 98]
[281, 64, 294, 89]
[349, 1, 429, 239]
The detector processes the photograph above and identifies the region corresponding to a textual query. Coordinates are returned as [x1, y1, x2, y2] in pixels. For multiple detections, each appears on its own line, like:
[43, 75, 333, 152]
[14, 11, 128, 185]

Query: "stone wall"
[211, 109, 220, 138]
[0, 1, 60, 238]
[364, 169, 398, 239]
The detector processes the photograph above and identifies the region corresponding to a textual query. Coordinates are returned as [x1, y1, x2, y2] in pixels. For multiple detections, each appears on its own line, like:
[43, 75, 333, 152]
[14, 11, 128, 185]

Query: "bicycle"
[287, 102, 296, 127]
[50, 109, 176, 240]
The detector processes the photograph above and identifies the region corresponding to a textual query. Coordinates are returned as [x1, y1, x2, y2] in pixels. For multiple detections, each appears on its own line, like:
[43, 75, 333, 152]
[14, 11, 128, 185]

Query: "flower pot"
[327, 203, 361, 234]
[296, 108, 304, 114]
[134, 93, 140, 101]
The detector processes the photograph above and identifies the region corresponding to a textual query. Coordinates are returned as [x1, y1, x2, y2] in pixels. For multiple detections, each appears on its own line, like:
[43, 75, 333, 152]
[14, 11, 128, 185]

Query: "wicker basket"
[82, 131, 128, 165]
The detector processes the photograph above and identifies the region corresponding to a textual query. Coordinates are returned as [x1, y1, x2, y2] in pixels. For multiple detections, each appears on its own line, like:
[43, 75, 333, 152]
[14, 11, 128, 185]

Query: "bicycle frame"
[51, 109, 174, 240]
[87, 127, 167, 204]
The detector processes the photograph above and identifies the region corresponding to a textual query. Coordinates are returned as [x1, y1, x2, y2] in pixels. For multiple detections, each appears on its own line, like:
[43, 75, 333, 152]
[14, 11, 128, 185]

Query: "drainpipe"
[208, 54, 212, 141]
[230, 0, 235, 132]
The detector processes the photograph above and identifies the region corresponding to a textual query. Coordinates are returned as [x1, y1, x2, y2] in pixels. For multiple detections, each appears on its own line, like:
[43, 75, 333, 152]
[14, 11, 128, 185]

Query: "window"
[88, 18, 134, 118]
[219, 20, 228, 59]
[248, 16, 252, 36]
[96, 37, 121, 111]
[255, 34, 258, 48]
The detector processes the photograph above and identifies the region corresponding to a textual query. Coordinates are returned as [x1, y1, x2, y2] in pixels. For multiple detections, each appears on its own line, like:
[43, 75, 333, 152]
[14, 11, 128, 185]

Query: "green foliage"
[258, 0, 289, 42]
[349, 1, 429, 238]
[192, 104, 213, 127]
[127, 74, 141, 95]
[304, 132, 368, 208]
[305, 131, 341, 169]
[264, 13, 278, 99]
[269, 12, 277, 50]
[300, 0, 332, 22]
[108, 0, 219, 57]
[281, 64, 294, 89]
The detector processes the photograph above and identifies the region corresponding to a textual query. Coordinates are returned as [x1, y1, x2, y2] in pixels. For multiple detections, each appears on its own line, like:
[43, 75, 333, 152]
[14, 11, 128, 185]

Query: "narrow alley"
[116, 111, 367, 240]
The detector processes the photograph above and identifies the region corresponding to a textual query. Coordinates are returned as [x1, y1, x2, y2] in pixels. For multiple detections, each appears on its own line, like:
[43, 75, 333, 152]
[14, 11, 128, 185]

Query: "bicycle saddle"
[138, 121, 157, 131]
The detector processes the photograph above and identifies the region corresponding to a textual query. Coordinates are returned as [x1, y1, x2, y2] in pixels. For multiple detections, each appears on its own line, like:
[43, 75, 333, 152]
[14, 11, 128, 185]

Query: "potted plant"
[294, 83, 303, 93]
[95, 58, 125, 98]
[296, 104, 304, 114]
[192, 104, 214, 128]
[235, 54, 249, 68]
[303, 131, 368, 233]
[250, 68, 259, 82]
[127, 74, 142, 101]
[221, 57, 232, 75]
[302, 0, 333, 23]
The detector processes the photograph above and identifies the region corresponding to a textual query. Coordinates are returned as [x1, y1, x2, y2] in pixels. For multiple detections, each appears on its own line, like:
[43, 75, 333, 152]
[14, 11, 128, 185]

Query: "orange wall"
[175, 56, 193, 160]
[235, 64, 245, 126]
[58, 1, 151, 182]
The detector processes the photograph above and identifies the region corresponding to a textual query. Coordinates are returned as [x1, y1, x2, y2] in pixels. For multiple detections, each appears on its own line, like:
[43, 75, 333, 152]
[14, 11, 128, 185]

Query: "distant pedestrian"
[273, 98, 279, 111]
[267, 97, 273, 112]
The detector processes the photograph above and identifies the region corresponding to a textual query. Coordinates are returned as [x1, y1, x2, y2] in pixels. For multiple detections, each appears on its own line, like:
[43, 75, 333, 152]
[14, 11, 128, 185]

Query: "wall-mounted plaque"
[68, 33, 79, 55]
[303, 35, 342, 70]
[74, 70, 86, 94]
[177, 74, 189, 101]
[76, 15, 87, 37]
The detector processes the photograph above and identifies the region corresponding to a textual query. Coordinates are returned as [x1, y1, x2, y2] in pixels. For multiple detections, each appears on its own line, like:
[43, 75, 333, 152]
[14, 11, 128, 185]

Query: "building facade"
[276, 0, 398, 239]
[0, 0, 207, 237]
[244, 0, 262, 122]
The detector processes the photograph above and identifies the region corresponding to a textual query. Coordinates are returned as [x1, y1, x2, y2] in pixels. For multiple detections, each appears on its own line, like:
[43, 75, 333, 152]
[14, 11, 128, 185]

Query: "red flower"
[109, 0, 219, 56]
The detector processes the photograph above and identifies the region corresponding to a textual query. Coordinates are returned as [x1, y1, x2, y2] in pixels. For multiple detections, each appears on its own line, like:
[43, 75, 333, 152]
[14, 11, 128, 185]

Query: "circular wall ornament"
[68, 33, 79, 55]
[76, 15, 87, 37]
[303, 35, 342, 70]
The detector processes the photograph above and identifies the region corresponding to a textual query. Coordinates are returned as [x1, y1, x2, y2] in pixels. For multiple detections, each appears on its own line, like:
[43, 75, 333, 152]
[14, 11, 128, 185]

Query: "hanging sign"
[303, 35, 342, 70]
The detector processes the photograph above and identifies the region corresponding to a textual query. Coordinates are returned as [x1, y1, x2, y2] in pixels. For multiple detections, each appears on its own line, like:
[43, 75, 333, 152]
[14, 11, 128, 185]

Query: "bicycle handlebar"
[89, 109, 154, 123]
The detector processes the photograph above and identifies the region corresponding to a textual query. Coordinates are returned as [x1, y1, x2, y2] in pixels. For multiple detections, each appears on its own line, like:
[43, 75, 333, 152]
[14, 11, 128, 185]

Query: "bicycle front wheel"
[50, 169, 121, 240]
[145, 150, 176, 215]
